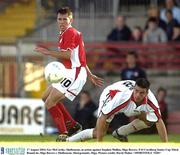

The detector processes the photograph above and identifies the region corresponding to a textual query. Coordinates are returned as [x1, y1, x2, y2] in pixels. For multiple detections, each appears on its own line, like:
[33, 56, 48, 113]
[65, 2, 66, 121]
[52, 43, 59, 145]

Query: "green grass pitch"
[0, 134, 179, 142]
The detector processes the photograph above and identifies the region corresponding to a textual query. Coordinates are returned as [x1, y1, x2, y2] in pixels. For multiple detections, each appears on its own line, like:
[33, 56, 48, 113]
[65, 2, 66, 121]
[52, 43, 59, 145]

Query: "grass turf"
[0, 134, 179, 142]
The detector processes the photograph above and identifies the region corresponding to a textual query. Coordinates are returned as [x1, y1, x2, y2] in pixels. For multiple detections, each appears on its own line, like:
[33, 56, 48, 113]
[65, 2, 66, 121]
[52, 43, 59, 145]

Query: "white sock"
[67, 128, 94, 142]
[117, 119, 149, 136]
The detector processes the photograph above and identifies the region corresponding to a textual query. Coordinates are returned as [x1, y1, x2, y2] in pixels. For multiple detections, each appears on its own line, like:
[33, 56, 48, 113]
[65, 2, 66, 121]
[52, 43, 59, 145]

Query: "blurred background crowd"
[0, 0, 180, 135]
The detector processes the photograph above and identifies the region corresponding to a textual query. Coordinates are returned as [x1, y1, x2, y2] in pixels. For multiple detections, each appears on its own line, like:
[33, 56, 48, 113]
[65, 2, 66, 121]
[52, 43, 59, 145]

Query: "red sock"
[57, 103, 76, 129]
[48, 105, 67, 134]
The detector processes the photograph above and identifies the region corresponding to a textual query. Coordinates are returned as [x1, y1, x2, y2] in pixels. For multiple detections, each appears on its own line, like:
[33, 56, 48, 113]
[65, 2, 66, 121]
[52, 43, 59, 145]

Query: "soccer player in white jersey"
[60, 78, 168, 142]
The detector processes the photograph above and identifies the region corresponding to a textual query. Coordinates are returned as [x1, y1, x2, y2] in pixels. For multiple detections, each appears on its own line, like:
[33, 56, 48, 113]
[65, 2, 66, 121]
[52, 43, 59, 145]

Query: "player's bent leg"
[59, 113, 108, 142]
[137, 112, 154, 127]
[45, 88, 65, 109]
[48, 104, 68, 135]
[57, 103, 82, 136]
[45, 88, 68, 137]
[61, 128, 95, 142]
[57, 126, 97, 142]
[42, 86, 53, 102]
[46, 88, 82, 141]
[112, 131, 128, 142]
[67, 122, 82, 136]
[112, 119, 150, 142]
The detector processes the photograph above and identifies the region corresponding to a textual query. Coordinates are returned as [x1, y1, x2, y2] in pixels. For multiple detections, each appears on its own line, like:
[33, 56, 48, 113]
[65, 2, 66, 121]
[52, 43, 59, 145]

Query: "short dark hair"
[165, 9, 173, 15]
[57, 7, 73, 18]
[148, 17, 158, 24]
[127, 51, 138, 59]
[135, 78, 150, 90]
[81, 90, 91, 97]
[173, 23, 180, 28]
[134, 26, 142, 31]
[157, 87, 167, 95]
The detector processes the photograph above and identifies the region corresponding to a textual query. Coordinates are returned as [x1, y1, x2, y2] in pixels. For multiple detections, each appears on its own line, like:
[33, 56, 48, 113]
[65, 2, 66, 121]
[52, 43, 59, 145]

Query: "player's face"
[57, 13, 72, 32]
[133, 85, 148, 103]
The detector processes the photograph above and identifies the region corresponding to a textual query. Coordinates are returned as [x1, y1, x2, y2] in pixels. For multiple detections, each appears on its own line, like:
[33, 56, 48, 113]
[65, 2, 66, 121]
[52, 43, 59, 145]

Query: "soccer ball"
[44, 61, 65, 83]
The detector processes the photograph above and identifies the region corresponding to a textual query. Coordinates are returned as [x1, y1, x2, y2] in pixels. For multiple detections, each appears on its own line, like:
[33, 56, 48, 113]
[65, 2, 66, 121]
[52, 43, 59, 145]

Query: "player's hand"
[137, 111, 147, 121]
[34, 46, 50, 55]
[89, 74, 104, 87]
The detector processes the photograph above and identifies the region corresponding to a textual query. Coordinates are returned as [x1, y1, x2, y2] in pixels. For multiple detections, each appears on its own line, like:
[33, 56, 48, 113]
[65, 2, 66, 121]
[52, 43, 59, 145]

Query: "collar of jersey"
[60, 25, 72, 35]
[130, 94, 147, 105]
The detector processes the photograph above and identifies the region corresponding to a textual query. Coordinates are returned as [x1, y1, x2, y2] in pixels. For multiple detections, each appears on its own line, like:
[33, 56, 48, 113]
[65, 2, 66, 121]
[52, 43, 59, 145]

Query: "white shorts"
[52, 67, 87, 101]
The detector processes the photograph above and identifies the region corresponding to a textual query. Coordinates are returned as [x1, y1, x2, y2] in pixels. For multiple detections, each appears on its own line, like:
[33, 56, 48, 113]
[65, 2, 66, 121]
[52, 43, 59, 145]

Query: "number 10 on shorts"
[61, 78, 72, 88]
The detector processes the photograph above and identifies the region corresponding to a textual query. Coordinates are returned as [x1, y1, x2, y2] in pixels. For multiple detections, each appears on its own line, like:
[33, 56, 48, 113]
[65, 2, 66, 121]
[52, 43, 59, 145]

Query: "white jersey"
[98, 80, 161, 123]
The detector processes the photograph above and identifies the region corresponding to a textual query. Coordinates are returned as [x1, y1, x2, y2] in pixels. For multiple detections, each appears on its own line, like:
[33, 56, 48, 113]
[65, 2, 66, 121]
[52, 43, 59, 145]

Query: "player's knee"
[136, 113, 154, 128]
[42, 92, 48, 102]
[42, 86, 52, 102]
[44, 100, 50, 109]
[137, 112, 146, 121]
[143, 120, 154, 127]
[45, 98, 56, 109]
[42, 95, 47, 102]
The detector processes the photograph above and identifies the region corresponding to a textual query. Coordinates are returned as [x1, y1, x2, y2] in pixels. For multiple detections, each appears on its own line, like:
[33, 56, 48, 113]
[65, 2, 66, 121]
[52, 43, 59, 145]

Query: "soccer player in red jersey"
[34, 7, 103, 141]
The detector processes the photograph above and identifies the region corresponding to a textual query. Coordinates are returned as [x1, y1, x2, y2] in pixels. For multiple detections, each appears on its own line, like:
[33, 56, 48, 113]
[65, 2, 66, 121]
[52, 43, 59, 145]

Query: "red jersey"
[58, 26, 86, 69]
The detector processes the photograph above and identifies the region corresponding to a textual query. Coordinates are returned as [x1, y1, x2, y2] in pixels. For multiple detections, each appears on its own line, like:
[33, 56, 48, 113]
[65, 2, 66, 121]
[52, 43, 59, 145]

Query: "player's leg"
[42, 86, 73, 138]
[64, 119, 109, 142]
[66, 113, 108, 142]
[56, 103, 82, 136]
[50, 67, 85, 140]
[112, 112, 152, 142]
[57, 67, 86, 136]
[65, 128, 95, 142]
[112, 119, 149, 142]
[137, 111, 154, 127]
[45, 87, 65, 109]
[45, 88, 68, 136]
[58, 117, 97, 142]
[57, 112, 109, 142]
[46, 88, 82, 137]
[42, 86, 53, 102]
[62, 91, 110, 142]
[57, 103, 76, 128]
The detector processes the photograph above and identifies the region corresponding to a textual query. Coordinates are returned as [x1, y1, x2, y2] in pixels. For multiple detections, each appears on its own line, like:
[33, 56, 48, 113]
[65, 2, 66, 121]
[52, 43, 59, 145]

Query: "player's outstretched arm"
[85, 65, 104, 87]
[96, 113, 108, 141]
[34, 46, 71, 59]
[156, 118, 168, 142]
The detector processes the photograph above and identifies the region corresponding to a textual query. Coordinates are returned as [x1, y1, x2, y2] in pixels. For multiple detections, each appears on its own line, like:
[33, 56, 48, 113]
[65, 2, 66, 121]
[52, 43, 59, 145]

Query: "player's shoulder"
[115, 88, 132, 104]
[109, 80, 133, 96]
[66, 27, 81, 36]
[109, 80, 135, 92]
[147, 90, 159, 108]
